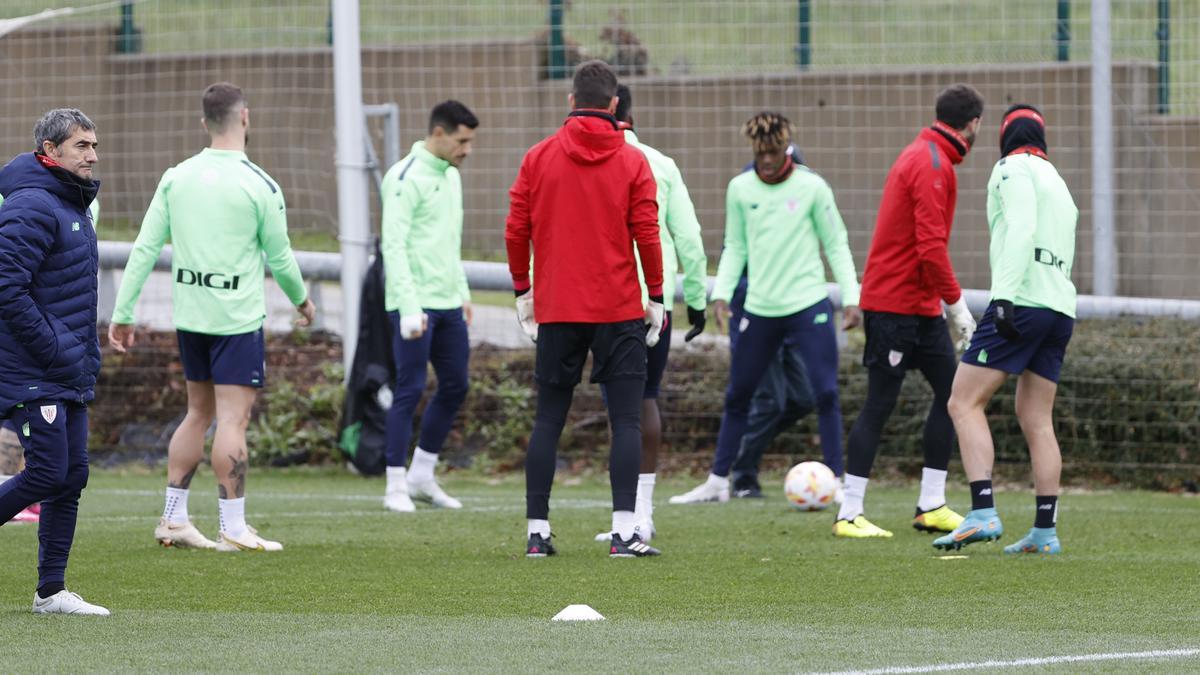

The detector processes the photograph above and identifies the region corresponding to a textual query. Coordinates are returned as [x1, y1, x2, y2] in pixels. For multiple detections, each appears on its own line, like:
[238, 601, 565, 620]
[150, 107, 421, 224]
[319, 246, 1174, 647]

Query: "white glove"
[399, 313, 426, 340]
[944, 296, 976, 352]
[515, 291, 538, 343]
[644, 297, 666, 348]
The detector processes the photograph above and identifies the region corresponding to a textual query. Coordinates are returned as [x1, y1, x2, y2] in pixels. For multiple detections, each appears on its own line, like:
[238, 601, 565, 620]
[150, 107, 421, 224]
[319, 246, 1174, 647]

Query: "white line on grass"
[81, 499, 613, 523]
[88, 488, 610, 509]
[816, 648, 1200, 674]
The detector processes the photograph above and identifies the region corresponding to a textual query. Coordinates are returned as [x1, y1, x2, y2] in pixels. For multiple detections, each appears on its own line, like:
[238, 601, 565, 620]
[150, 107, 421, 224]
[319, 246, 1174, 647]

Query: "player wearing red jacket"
[835, 85, 984, 539]
[505, 60, 664, 558]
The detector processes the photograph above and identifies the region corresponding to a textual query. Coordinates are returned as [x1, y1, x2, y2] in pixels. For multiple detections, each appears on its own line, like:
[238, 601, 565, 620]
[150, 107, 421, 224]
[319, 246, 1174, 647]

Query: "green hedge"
[89, 318, 1200, 489]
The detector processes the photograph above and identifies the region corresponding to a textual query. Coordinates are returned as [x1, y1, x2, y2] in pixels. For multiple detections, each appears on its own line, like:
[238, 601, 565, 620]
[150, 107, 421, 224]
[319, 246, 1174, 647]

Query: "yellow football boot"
[912, 505, 965, 533]
[832, 515, 893, 538]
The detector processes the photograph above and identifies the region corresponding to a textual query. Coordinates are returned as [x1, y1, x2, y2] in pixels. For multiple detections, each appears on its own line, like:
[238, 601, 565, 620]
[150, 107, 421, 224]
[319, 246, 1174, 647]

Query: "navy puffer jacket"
[0, 152, 101, 415]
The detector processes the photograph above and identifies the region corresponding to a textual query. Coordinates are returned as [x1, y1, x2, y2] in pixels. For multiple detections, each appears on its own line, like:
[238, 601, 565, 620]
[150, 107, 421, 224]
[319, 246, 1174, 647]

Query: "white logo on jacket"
[888, 350, 904, 367]
[40, 405, 57, 424]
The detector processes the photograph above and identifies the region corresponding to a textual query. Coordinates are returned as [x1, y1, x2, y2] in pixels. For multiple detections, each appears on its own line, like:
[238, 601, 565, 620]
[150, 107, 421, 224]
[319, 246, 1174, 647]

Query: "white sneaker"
[408, 478, 462, 509]
[32, 590, 110, 616]
[216, 525, 283, 552]
[154, 518, 218, 549]
[668, 477, 730, 505]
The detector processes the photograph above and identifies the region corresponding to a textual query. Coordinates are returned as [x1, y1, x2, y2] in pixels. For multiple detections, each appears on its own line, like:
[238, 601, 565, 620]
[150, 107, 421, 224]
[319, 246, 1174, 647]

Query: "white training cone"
[551, 604, 605, 621]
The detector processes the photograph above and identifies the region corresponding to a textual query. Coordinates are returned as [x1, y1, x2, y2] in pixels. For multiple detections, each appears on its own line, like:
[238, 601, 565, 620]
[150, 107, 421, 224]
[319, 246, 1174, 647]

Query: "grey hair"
[33, 108, 96, 151]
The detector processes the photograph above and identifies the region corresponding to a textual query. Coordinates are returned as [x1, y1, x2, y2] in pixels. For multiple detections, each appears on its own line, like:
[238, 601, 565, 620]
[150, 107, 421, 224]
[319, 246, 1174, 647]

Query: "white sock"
[612, 510, 637, 540]
[386, 465, 409, 494]
[707, 473, 730, 489]
[527, 519, 550, 538]
[918, 467, 949, 512]
[408, 447, 438, 484]
[163, 487, 189, 525]
[837, 474, 869, 521]
[635, 473, 656, 522]
[218, 497, 247, 538]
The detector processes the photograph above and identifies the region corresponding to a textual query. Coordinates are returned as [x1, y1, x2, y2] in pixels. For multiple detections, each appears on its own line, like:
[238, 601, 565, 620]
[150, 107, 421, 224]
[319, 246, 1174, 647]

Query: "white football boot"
[668, 474, 730, 505]
[216, 525, 283, 552]
[384, 468, 416, 512]
[595, 519, 656, 543]
[154, 518, 218, 549]
[408, 478, 462, 509]
[32, 590, 110, 616]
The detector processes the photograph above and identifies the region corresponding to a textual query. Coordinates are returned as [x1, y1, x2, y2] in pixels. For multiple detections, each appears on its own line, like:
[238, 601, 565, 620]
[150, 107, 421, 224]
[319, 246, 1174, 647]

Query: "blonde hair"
[743, 111, 791, 153]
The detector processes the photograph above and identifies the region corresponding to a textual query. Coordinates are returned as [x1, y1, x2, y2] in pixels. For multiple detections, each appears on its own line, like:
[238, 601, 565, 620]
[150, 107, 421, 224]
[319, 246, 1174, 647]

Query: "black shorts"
[861, 311, 955, 377]
[177, 328, 266, 388]
[535, 320, 647, 388]
[643, 311, 671, 399]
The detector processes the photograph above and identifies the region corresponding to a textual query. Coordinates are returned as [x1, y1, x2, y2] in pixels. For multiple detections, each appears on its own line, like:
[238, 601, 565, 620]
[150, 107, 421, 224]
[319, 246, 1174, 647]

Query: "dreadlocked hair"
[743, 111, 791, 152]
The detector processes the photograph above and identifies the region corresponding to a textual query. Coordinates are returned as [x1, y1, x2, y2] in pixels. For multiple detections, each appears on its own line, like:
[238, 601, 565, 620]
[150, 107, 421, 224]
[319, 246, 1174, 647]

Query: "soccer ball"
[784, 461, 839, 511]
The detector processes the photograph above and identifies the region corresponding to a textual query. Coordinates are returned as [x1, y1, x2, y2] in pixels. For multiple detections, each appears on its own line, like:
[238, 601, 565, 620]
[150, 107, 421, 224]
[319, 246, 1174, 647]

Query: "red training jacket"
[505, 112, 663, 324]
[859, 127, 965, 316]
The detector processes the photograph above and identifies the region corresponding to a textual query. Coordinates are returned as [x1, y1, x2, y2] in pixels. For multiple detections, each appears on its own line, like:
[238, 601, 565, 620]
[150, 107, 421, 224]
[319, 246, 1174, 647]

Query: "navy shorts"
[177, 328, 266, 388]
[962, 303, 1074, 383]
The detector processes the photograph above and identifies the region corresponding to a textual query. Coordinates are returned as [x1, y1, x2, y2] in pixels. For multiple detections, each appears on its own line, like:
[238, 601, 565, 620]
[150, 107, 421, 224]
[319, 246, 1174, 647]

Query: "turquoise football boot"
[1003, 527, 1061, 555]
[932, 508, 1003, 551]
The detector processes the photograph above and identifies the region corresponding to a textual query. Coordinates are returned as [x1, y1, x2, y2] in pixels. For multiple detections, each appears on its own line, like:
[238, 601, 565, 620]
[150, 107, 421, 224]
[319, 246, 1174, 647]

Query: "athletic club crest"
[40, 405, 57, 424]
[888, 350, 904, 367]
[786, 198, 799, 213]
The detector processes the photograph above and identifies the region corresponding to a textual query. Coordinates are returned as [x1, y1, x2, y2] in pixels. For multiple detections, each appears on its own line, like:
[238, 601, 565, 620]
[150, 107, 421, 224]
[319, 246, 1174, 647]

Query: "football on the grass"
[784, 461, 838, 511]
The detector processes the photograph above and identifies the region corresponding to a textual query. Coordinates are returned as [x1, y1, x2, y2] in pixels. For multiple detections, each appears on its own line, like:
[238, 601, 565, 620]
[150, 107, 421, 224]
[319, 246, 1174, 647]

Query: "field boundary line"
[817, 648, 1200, 674]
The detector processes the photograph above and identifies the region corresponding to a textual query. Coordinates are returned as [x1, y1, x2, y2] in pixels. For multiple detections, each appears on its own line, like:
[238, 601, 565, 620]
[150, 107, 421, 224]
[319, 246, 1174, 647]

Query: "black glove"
[684, 305, 706, 342]
[993, 300, 1021, 341]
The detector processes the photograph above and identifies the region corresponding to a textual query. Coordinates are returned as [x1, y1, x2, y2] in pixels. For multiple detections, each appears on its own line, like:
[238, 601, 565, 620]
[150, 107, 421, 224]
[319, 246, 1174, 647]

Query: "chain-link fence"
[1, 1, 1197, 482]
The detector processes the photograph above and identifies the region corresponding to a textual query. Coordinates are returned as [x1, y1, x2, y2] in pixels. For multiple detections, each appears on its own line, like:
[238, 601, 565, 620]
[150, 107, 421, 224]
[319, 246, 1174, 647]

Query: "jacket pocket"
[46, 316, 85, 380]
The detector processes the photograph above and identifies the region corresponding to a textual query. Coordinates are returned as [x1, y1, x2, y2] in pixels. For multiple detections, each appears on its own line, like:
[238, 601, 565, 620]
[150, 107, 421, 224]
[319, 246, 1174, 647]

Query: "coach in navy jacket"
[0, 108, 109, 616]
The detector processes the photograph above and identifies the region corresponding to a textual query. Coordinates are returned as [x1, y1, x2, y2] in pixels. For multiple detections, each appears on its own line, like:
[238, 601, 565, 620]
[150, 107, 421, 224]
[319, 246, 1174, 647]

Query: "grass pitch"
[2, 469, 1199, 673]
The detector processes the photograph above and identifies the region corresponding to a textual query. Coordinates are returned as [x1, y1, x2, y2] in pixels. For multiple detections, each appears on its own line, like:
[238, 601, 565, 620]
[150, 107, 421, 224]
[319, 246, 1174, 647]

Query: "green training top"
[381, 141, 470, 316]
[985, 152, 1078, 318]
[626, 130, 708, 310]
[712, 166, 860, 317]
[112, 148, 308, 335]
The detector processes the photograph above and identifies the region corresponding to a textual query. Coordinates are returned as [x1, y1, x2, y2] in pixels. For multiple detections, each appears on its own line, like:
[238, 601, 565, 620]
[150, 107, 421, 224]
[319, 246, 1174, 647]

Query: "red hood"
[554, 113, 625, 165]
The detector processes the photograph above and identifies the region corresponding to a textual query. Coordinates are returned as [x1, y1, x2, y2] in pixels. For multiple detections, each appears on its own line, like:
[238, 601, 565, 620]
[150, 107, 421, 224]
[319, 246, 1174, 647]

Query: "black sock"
[969, 480, 995, 510]
[1035, 495, 1058, 529]
[37, 582, 65, 599]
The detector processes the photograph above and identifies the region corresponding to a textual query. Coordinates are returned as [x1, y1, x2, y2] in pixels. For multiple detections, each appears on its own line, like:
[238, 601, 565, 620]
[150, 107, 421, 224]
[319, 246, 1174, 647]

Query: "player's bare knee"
[946, 393, 979, 423]
[1016, 409, 1053, 437]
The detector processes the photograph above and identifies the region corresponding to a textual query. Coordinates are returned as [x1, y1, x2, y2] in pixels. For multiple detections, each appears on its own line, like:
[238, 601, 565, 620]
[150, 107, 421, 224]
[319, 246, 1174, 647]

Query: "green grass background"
[4, 1, 1198, 113]
[2, 469, 1198, 672]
